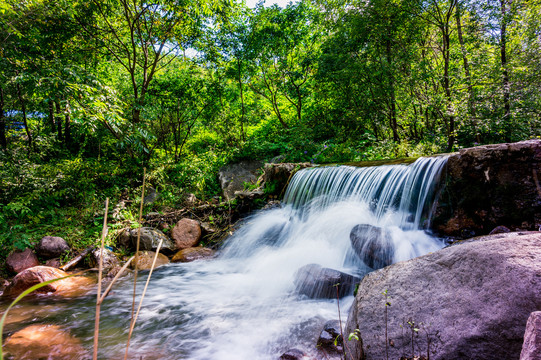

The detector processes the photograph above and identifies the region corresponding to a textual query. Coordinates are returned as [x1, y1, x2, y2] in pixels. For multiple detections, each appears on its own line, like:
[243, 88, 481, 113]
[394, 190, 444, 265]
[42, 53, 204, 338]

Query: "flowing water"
[2, 156, 448, 360]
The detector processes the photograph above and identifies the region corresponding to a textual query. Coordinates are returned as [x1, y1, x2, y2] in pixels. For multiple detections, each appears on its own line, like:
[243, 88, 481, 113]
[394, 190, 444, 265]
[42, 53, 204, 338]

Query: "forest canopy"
[1, 0, 540, 255]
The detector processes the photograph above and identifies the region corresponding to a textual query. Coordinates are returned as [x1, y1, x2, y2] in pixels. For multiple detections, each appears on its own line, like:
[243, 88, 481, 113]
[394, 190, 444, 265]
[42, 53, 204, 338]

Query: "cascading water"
[3, 156, 448, 360]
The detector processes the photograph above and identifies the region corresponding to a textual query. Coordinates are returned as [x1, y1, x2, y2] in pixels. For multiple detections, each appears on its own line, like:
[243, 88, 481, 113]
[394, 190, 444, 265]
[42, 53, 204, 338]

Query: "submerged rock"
[6, 248, 39, 274]
[279, 348, 308, 360]
[350, 224, 393, 269]
[2, 266, 94, 298]
[3, 324, 89, 360]
[317, 320, 343, 352]
[171, 247, 215, 263]
[171, 218, 202, 250]
[130, 251, 169, 270]
[344, 232, 541, 360]
[294, 264, 360, 299]
[37, 236, 70, 259]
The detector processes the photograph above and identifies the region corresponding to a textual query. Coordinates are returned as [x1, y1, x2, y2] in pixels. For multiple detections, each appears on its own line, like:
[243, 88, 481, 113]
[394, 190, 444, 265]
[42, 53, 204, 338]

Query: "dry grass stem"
[123, 239, 164, 360]
[97, 256, 135, 304]
[130, 168, 146, 333]
[93, 198, 109, 360]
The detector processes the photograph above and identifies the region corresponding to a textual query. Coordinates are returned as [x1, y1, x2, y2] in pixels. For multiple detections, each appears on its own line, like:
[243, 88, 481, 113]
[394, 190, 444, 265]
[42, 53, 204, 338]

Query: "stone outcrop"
[432, 140, 541, 237]
[344, 232, 541, 360]
[3, 324, 89, 360]
[171, 218, 202, 250]
[117, 227, 176, 254]
[218, 160, 263, 200]
[36, 236, 70, 259]
[350, 224, 393, 269]
[262, 163, 311, 197]
[130, 251, 169, 270]
[294, 264, 360, 299]
[171, 247, 214, 263]
[2, 266, 94, 298]
[521, 311, 541, 360]
[6, 248, 39, 274]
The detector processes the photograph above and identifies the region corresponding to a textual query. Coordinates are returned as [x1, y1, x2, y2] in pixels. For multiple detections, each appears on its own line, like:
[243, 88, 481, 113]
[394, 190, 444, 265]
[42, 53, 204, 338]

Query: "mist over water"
[13, 157, 448, 360]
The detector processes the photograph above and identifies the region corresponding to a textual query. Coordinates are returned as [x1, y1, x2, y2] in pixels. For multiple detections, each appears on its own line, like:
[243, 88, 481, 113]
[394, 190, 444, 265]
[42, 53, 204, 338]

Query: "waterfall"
[35, 156, 449, 360]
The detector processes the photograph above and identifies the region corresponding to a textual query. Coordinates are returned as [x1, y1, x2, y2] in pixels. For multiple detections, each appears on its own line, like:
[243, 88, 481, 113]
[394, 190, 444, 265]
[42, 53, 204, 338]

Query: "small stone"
[171, 247, 215, 263]
[6, 248, 39, 274]
[171, 219, 202, 250]
[37, 236, 70, 259]
[45, 258, 61, 268]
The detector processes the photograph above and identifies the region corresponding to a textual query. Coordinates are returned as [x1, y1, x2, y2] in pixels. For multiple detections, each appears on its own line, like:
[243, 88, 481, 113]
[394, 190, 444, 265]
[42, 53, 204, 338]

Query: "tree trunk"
[16, 83, 32, 152]
[64, 100, 71, 147]
[386, 38, 399, 142]
[48, 100, 56, 133]
[237, 59, 246, 142]
[55, 100, 63, 141]
[500, 0, 511, 141]
[455, 3, 479, 143]
[0, 88, 6, 149]
[443, 26, 455, 151]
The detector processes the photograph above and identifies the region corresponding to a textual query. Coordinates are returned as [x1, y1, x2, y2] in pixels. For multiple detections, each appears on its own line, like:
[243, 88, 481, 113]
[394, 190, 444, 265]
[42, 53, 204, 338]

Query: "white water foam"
[50, 157, 448, 359]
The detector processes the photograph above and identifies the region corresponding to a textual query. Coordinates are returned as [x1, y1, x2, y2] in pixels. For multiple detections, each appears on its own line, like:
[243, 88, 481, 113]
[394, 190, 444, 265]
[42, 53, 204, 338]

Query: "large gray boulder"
[432, 140, 541, 237]
[218, 160, 263, 200]
[344, 232, 541, 360]
[521, 312, 541, 360]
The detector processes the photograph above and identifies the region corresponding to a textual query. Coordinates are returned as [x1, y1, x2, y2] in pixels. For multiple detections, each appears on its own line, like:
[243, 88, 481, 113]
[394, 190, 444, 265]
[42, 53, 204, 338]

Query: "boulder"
[294, 264, 360, 299]
[2, 266, 94, 298]
[36, 236, 70, 259]
[130, 251, 169, 270]
[3, 324, 89, 360]
[6, 248, 39, 274]
[344, 232, 541, 360]
[317, 320, 343, 352]
[521, 311, 541, 360]
[117, 227, 176, 254]
[349, 224, 393, 269]
[171, 219, 202, 250]
[279, 348, 308, 360]
[432, 140, 541, 237]
[171, 247, 215, 263]
[89, 248, 120, 273]
[218, 160, 263, 200]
